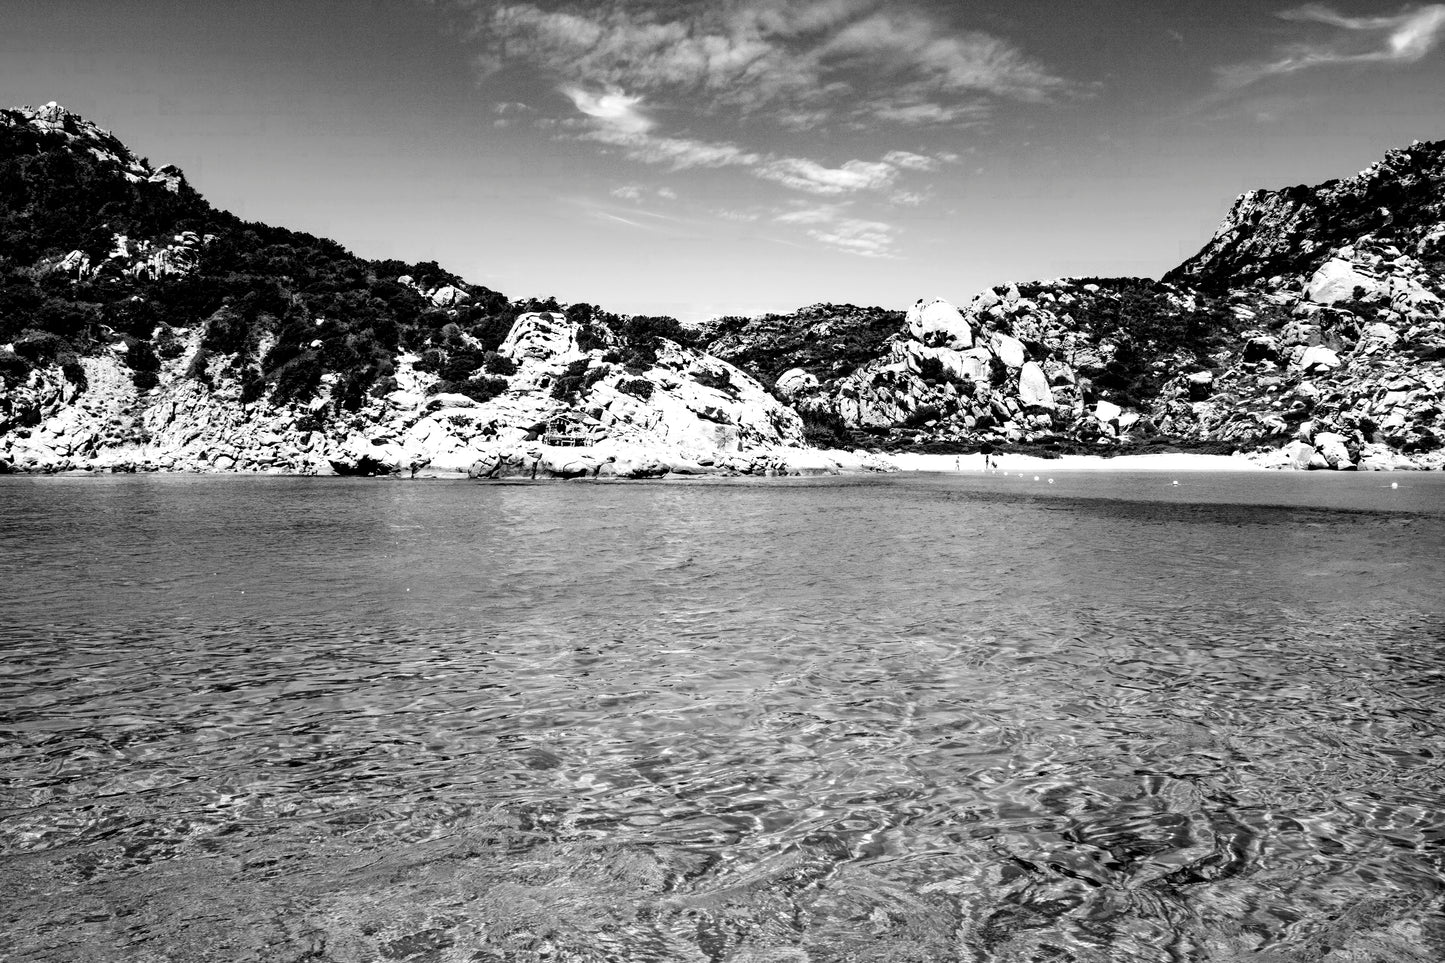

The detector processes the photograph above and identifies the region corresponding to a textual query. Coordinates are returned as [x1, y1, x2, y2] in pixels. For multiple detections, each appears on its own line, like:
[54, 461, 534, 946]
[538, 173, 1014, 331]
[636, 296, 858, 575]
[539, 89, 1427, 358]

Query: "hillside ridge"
[2, 103, 1442, 473]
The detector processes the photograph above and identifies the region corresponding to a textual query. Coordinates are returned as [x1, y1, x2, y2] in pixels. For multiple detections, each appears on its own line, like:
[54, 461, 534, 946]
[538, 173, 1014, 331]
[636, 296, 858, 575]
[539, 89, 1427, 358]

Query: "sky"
[5, 0, 1445, 320]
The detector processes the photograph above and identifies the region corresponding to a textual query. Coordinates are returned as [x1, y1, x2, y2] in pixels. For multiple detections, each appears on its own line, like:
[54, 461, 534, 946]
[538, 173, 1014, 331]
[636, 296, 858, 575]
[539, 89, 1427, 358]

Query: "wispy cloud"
[586, 124, 945, 203]
[585, 128, 763, 170]
[774, 203, 899, 258]
[463, 1, 1067, 129]
[611, 183, 678, 202]
[1218, 3, 1445, 88]
[754, 157, 898, 195]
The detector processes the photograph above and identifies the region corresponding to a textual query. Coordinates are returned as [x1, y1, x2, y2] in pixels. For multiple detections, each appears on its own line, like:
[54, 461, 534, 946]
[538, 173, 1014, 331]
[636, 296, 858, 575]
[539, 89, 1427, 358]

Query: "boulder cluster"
[1, 311, 886, 477]
[704, 140, 1445, 471]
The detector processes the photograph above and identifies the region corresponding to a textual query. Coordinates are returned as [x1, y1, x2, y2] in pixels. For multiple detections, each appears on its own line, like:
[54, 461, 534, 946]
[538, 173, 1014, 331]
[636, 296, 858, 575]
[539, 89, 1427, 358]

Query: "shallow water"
[2, 472, 1444, 962]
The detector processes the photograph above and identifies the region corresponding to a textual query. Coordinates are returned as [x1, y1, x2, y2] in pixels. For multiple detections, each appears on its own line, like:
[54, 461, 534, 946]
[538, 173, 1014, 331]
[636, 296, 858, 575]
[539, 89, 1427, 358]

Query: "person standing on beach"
[980, 441, 996, 469]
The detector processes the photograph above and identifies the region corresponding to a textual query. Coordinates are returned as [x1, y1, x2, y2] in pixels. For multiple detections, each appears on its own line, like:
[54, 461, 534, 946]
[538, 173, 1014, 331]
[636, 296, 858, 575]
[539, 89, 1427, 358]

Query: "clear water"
[2, 472, 1443, 963]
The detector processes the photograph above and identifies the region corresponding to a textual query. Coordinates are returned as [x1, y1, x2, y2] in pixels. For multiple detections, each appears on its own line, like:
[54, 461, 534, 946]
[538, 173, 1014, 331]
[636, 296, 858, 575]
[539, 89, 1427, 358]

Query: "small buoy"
[1033, 475, 1040, 481]
[1172, 480, 1179, 486]
[1391, 482, 1399, 489]
[1048, 478, 1054, 484]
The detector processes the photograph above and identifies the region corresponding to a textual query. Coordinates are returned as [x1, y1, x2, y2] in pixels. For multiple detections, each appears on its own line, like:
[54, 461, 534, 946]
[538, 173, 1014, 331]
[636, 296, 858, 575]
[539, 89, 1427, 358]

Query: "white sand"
[890, 451, 1267, 473]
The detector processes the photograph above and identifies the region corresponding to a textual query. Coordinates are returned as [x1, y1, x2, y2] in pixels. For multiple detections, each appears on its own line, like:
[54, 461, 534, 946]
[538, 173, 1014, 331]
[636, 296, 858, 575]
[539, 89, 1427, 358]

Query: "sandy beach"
[888, 451, 1267, 473]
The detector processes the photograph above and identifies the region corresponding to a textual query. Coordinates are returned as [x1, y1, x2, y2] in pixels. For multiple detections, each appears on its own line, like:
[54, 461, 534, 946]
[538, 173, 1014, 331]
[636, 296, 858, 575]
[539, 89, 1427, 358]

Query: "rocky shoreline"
[2, 104, 1441, 477]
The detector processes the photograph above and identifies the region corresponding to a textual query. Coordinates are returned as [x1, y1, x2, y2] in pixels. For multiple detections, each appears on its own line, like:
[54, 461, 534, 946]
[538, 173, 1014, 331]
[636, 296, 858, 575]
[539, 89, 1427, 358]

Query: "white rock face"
[430, 285, 469, 307]
[1094, 400, 1123, 423]
[991, 332, 1026, 369]
[775, 368, 819, 399]
[499, 312, 580, 362]
[1313, 431, 1353, 469]
[1307, 259, 1378, 304]
[0, 306, 822, 477]
[958, 348, 993, 384]
[1307, 256, 1440, 313]
[906, 298, 973, 348]
[1017, 361, 1053, 409]
[1297, 345, 1341, 371]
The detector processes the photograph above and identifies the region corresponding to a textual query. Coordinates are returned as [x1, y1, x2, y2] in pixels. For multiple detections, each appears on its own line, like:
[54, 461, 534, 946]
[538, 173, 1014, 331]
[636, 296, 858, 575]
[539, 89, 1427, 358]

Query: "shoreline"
[9, 448, 1437, 478]
[889, 451, 1268, 474]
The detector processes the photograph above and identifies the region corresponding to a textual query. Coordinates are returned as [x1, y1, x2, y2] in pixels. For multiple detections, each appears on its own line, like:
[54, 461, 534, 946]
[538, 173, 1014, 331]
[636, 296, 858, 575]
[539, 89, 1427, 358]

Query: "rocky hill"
[3, 103, 1441, 474]
[700, 142, 1445, 470]
[1168, 141, 1445, 291]
[0, 103, 866, 477]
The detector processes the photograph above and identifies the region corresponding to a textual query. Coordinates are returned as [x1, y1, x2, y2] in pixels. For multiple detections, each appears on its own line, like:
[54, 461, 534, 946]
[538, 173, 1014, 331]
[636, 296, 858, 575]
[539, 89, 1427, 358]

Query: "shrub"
[904, 404, 944, 427]
[428, 375, 509, 404]
[0, 349, 30, 383]
[550, 358, 592, 400]
[57, 351, 86, 388]
[270, 351, 323, 404]
[916, 356, 947, 384]
[13, 330, 68, 364]
[576, 321, 608, 352]
[483, 352, 517, 375]
[800, 406, 850, 448]
[239, 368, 266, 404]
[617, 377, 653, 400]
[154, 325, 186, 359]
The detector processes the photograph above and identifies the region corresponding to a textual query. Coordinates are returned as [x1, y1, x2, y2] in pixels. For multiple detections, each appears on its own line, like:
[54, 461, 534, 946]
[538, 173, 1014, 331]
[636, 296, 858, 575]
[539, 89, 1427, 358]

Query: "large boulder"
[1017, 361, 1053, 409]
[499, 312, 579, 362]
[990, 332, 1026, 369]
[1297, 345, 1341, 372]
[906, 298, 972, 348]
[775, 368, 820, 400]
[1306, 258, 1380, 305]
[1313, 431, 1354, 470]
[1094, 400, 1123, 423]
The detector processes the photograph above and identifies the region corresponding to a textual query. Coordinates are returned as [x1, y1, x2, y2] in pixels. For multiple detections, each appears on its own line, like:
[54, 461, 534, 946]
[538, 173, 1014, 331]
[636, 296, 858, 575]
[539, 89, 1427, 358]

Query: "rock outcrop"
[699, 141, 1445, 471]
[0, 309, 889, 478]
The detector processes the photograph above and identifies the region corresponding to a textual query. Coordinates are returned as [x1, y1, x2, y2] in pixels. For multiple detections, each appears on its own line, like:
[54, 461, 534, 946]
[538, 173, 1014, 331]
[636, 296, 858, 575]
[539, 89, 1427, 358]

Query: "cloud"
[610, 183, 678, 202]
[881, 150, 939, 172]
[586, 126, 938, 203]
[773, 203, 899, 258]
[754, 157, 898, 195]
[714, 208, 761, 222]
[861, 98, 991, 126]
[585, 128, 763, 169]
[463, 1, 1067, 128]
[819, 10, 1068, 102]
[1218, 3, 1445, 88]
[809, 218, 898, 258]
[560, 85, 654, 133]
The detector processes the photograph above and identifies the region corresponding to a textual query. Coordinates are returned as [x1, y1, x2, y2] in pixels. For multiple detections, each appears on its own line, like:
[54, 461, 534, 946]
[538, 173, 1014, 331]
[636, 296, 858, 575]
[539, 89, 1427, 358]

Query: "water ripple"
[1, 473, 1444, 961]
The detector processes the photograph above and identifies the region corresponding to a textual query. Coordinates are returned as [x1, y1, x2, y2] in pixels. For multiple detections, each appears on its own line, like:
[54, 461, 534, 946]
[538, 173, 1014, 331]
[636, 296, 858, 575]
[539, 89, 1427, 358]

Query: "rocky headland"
[702, 142, 1445, 471]
[2, 103, 1442, 476]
